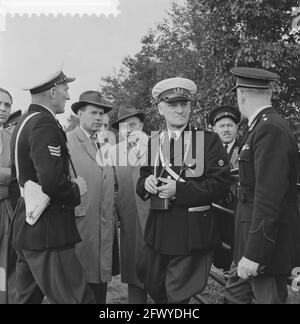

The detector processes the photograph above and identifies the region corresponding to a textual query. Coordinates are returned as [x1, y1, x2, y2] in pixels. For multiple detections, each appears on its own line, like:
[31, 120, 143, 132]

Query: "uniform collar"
[248, 105, 272, 127]
[28, 104, 56, 119]
[167, 123, 189, 140]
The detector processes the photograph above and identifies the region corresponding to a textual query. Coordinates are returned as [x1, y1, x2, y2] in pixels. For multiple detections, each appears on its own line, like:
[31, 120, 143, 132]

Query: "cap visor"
[165, 95, 190, 103]
[66, 77, 76, 83]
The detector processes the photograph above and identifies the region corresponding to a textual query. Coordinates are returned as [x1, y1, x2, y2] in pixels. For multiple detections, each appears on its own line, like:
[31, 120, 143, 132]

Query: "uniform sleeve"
[136, 138, 153, 201]
[176, 133, 231, 207]
[244, 122, 290, 265]
[29, 116, 80, 208]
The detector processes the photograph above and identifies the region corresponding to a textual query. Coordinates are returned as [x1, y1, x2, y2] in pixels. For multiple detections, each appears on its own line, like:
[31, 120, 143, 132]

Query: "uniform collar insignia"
[242, 144, 250, 152]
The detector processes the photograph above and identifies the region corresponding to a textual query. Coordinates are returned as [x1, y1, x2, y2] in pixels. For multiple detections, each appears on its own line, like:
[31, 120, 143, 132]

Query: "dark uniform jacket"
[136, 125, 230, 256]
[235, 107, 300, 275]
[10, 104, 81, 251]
[213, 139, 240, 270]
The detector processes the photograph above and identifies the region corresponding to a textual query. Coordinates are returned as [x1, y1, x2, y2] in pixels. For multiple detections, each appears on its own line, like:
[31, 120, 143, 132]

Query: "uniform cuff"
[244, 220, 276, 265]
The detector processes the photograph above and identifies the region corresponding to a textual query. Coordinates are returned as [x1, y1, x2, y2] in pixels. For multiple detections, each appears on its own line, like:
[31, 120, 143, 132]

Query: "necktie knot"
[90, 134, 99, 149]
[170, 132, 177, 141]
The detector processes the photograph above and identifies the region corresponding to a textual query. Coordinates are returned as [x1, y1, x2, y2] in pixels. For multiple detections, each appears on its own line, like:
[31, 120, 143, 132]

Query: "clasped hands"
[144, 175, 176, 199]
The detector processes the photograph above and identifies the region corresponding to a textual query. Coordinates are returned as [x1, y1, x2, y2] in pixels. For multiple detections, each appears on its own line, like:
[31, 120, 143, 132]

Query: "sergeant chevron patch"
[48, 145, 61, 157]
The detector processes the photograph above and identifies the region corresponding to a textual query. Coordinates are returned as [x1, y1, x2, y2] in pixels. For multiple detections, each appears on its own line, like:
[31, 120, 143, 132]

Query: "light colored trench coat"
[109, 140, 150, 288]
[67, 127, 118, 284]
[0, 128, 15, 304]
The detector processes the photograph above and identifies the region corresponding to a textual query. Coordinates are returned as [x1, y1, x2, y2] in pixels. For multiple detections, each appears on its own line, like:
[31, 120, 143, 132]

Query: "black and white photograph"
[0, 0, 299, 306]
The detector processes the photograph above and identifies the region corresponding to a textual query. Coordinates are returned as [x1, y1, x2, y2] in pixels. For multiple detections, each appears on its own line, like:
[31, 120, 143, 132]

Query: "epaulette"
[204, 128, 213, 133]
[249, 113, 269, 132]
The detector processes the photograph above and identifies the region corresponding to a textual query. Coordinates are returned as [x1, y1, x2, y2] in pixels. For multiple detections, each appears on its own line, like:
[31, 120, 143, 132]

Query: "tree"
[64, 114, 79, 133]
[97, 0, 300, 134]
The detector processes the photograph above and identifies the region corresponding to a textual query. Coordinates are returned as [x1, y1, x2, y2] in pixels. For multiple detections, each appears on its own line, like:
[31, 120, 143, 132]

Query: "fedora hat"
[71, 91, 113, 115]
[112, 105, 146, 129]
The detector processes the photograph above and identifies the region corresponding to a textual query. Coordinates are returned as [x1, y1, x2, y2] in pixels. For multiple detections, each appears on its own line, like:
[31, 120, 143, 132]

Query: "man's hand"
[237, 257, 260, 280]
[145, 175, 158, 195]
[157, 177, 176, 199]
[72, 177, 88, 196]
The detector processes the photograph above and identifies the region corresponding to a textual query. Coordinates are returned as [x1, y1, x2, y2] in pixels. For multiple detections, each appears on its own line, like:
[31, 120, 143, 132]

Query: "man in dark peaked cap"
[208, 105, 241, 169]
[10, 66, 95, 304]
[224, 67, 300, 304]
[208, 106, 241, 271]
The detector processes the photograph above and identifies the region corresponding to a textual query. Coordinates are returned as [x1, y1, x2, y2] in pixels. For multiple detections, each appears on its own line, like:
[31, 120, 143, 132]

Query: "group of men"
[0, 64, 299, 304]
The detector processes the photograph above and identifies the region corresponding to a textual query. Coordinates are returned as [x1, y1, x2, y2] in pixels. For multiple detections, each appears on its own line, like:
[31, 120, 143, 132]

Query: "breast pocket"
[238, 149, 255, 185]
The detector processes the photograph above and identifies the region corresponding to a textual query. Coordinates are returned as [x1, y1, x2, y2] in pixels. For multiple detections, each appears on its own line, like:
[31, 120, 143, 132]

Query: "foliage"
[66, 0, 300, 134]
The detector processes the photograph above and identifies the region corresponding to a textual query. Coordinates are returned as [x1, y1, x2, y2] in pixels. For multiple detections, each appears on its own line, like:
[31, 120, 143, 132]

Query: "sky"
[0, 0, 183, 125]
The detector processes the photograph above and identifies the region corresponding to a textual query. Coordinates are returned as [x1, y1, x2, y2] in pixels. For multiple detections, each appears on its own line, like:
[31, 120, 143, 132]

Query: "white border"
[0, 0, 120, 31]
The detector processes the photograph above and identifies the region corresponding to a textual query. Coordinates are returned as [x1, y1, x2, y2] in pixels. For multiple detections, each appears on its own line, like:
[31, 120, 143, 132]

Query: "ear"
[158, 103, 164, 116]
[77, 110, 83, 119]
[49, 87, 56, 99]
[213, 125, 217, 133]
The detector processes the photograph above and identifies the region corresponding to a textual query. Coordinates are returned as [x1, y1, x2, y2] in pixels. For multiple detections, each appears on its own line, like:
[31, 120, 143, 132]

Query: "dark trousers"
[14, 247, 95, 304]
[138, 245, 213, 304]
[224, 263, 288, 304]
[0, 199, 17, 304]
[128, 284, 147, 304]
[88, 283, 107, 304]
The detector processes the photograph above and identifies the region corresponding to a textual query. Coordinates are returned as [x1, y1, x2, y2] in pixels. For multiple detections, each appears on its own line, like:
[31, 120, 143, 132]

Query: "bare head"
[0, 88, 13, 126]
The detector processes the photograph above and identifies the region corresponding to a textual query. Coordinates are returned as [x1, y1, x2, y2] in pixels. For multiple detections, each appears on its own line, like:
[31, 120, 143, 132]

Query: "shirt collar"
[224, 139, 235, 153]
[80, 126, 94, 140]
[167, 124, 188, 140]
[38, 104, 56, 119]
[248, 106, 272, 127]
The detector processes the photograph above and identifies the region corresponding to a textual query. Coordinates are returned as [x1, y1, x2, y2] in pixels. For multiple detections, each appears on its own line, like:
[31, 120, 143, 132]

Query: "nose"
[0, 103, 6, 111]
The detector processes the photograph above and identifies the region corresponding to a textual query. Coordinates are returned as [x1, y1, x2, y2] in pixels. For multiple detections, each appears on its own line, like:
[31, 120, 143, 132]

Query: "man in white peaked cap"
[137, 77, 231, 304]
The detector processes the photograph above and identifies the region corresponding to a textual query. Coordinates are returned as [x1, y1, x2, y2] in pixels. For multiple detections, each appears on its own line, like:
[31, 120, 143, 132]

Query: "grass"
[107, 272, 300, 304]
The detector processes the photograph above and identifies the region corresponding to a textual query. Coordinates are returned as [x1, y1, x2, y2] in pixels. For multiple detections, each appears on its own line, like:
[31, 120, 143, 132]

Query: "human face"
[99, 114, 110, 132]
[79, 105, 105, 135]
[119, 116, 143, 142]
[213, 117, 238, 144]
[158, 100, 191, 130]
[0, 92, 12, 126]
[52, 83, 70, 114]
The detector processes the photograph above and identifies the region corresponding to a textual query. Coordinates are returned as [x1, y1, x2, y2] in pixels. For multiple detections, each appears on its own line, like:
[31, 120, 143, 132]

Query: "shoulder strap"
[15, 112, 41, 184]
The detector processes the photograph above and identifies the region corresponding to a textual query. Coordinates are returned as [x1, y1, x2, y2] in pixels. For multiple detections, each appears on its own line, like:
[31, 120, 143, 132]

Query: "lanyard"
[154, 124, 192, 180]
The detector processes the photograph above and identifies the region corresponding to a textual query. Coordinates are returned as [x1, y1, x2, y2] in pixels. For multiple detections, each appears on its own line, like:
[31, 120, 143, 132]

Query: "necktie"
[224, 144, 229, 154]
[90, 135, 99, 150]
[170, 132, 176, 165]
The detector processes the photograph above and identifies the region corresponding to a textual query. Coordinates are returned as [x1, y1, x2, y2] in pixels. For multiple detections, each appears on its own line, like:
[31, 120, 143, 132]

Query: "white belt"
[188, 206, 211, 212]
[20, 186, 24, 198]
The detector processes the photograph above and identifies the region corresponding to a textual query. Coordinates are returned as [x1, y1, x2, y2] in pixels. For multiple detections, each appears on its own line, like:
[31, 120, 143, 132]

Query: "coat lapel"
[74, 127, 97, 162]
